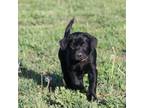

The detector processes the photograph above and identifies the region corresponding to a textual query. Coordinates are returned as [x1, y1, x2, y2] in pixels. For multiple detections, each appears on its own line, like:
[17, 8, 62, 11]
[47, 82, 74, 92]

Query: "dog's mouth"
[80, 56, 88, 62]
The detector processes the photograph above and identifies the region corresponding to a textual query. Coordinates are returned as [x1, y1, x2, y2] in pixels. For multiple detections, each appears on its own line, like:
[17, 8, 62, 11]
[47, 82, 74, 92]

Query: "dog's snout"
[78, 53, 82, 57]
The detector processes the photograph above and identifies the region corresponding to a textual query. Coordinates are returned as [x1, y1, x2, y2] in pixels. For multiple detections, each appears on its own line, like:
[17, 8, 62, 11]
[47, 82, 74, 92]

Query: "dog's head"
[59, 18, 97, 61]
[60, 33, 97, 62]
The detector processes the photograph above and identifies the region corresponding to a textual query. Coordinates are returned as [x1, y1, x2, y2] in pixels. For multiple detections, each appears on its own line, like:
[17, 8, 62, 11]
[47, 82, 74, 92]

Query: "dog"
[58, 18, 98, 101]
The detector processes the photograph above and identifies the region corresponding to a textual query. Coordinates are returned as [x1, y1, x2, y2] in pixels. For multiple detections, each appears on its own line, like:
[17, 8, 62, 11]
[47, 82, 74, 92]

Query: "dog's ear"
[59, 38, 68, 50]
[90, 37, 97, 49]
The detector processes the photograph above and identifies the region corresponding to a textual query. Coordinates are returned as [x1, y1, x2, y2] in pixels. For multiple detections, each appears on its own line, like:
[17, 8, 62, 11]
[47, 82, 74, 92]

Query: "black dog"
[58, 18, 98, 101]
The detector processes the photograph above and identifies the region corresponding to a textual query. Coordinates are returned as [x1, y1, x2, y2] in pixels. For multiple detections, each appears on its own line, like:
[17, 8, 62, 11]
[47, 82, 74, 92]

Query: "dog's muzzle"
[81, 56, 88, 62]
[76, 53, 88, 61]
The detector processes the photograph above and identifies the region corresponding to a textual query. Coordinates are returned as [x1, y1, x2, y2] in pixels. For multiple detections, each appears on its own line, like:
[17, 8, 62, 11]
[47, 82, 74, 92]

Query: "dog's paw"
[86, 92, 97, 101]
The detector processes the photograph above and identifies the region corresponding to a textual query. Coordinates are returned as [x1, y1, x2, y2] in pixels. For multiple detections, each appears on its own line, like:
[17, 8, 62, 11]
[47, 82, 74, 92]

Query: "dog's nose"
[78, 53, 82, 57]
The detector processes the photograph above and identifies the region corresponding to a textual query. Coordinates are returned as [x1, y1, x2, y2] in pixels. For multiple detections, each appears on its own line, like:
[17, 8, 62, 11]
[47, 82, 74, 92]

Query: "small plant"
[47, 87, 98, 108]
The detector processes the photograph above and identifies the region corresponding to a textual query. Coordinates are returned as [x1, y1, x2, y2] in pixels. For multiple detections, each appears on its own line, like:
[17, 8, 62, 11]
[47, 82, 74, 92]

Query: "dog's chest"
[72, 62, 89, 72]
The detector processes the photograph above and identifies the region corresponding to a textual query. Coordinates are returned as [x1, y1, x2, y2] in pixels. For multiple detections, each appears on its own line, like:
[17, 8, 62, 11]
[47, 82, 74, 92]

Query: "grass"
[18, 0, 126, 107]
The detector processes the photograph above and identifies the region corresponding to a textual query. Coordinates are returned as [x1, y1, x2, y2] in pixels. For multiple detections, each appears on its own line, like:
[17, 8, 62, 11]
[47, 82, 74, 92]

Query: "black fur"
[58, 18, 98, 101]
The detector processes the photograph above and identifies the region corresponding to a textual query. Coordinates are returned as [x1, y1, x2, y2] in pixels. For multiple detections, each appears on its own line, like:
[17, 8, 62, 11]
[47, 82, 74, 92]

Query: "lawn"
[18, 0, 126, 107]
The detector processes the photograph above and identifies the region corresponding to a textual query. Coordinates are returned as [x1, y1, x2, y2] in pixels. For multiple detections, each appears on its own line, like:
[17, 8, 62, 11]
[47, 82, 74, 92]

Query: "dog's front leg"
[87, 65, 97, 101]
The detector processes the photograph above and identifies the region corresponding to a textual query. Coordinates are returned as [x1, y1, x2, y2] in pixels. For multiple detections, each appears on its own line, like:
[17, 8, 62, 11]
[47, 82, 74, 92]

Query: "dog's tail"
[64, 18, 74, 37]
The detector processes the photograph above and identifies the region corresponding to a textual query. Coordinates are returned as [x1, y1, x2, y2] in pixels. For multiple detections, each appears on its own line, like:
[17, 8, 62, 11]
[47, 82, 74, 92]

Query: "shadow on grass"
[18, 62, 108, 106]
[18, 62, 64, 91]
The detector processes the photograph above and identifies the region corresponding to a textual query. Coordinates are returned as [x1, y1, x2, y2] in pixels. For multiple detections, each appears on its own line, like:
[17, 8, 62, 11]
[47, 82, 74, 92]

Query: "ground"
[18, 0, 126, 107]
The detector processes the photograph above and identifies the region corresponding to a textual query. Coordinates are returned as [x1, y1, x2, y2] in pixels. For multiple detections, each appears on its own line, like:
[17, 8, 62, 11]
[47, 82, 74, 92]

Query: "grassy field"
[18, 0, 126, 107]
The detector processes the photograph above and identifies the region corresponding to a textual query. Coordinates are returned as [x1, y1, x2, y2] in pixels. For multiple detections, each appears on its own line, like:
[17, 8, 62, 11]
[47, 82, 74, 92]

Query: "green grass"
[18, 0, 126, 107]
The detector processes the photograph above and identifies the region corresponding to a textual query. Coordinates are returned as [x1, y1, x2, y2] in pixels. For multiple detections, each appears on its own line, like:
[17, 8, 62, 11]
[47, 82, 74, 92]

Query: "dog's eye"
[82, 43, 87, 47]
[71, 47, 75, 50]
[70, 44, 75, 49]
